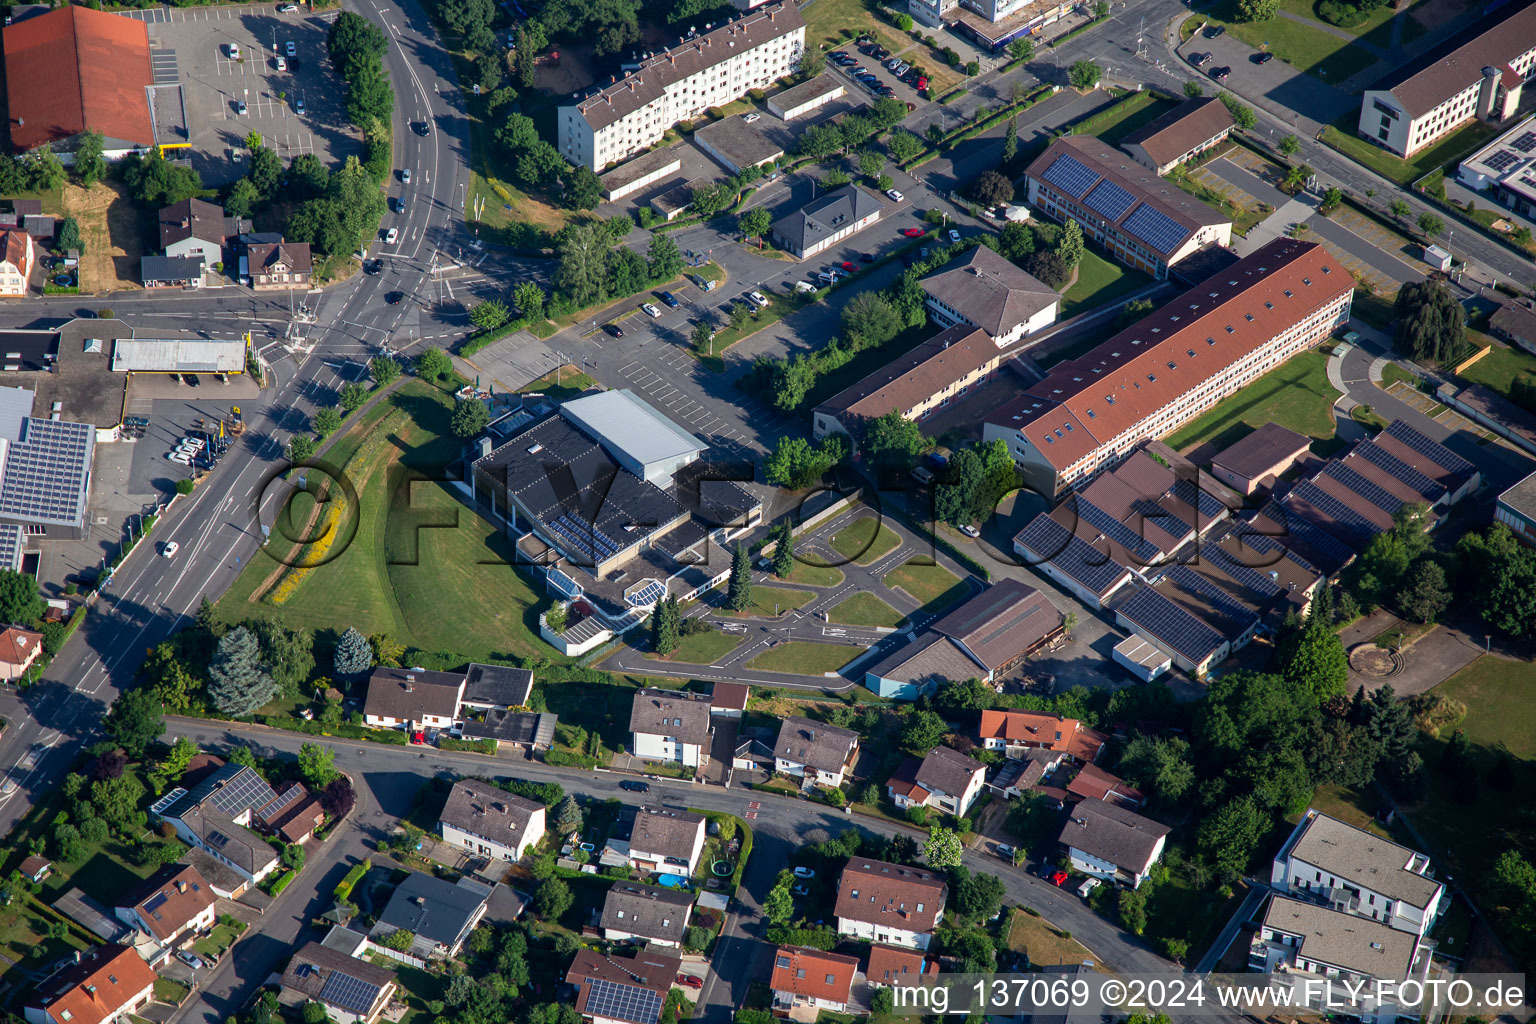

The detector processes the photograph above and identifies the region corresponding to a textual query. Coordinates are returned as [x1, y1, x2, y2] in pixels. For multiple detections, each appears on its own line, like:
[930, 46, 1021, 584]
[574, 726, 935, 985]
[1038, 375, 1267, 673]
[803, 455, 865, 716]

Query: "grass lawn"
[1298, 783, 1389, 835]
[647, 630, 744, 664]
[1457, 338, 1536, 398]
[191, 919, 245, 959]
[734, 586, 815, 617]
[389, 961, 450, 1024]
[1321, 116, 1500, 186]
[746, 641, 861, 675]
[801, 321, 933, 412]
[800, 0, 905, 53]
[883, 559, 968, 615]
[519, 364, 599, 401]
[1164, 350, 1338, 452]
[829, 517, 902, 565]
[153, 979, 191, 1006]
[827, 592, 903, 627]
[1069, 91, 1180, 147]
[537, 678, 666, 750]
[1379, 361, 1420, 390]
[1007, 908, 1096, 966]
[779, 561, 846, 588]
[0, 898, 94, 976]
[1060, 249, 1152, 317]
[215, 380, 561, 666]
[1184, 0, 1378, 80]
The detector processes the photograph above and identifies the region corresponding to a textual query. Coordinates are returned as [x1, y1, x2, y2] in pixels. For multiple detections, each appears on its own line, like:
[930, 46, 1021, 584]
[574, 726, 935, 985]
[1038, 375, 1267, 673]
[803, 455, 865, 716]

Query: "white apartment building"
[438, 778, 547, 862]
[1357, 2, 1536, 159]
[983, 239, 1354, 497]
[1271, 809, 1444, 940]
[629, 688, 713, 769]
[557, 3, 805, 171]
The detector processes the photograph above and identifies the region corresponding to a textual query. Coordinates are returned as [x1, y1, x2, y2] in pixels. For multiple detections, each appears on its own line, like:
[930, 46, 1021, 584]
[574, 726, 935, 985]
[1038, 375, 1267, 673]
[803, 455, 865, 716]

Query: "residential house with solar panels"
[1118, 96, 1236, 176]
[113, 863, 217, 966]
[0, 385, 95, 541]
[984, 239, 1353, 498]
[886, 746, 987, 817]
[149, 763, 282, 893]
[770, 945, 859, 1016]
[22, 943, 157, 1024]
[1057, 797, 1169, 889]
[437, 778, 547, 863]
[863, 578, 1064, 699]
[626, 806, 708, 876]
[600, 882, 694, 947]
[1022, 135, 1232, 280]
[256, 782, 326, 844]
[629, 688, 714, 768]
[280, 941, 398, 1024]
[469, 389, 762, 629]
[558, 4, 805, 171]
[370, 872, 490, 959]
[773, 716, 860, 787]
[565, 948, 682, 1024]
[918, 245, 1060, 346]
[834, 859, 948, 950]
[1357, 2, 1536, 160]
[1271, 809, 1445, 941]
[1252, 897, 1431, 1022]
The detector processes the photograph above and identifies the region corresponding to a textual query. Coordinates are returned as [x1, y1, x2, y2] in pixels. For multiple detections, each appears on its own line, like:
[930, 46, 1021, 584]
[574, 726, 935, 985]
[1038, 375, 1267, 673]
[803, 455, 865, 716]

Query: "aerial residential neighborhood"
[1, 0, 1535, 1020]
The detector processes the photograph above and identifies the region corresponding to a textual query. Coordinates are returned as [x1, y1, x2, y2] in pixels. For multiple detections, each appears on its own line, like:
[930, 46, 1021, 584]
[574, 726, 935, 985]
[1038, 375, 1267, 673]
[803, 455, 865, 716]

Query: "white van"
[1078, 877, 1100, 899]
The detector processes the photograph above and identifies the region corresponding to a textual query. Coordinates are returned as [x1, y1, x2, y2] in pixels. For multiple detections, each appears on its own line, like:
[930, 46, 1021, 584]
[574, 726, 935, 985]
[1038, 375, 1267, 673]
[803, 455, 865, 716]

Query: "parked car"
[177, 951, 206, 970]
[995, 843, 1016, 860]
[659, 290, 680, 308]
[748, 290, 768, 308]
[887, 189, 905, 203]
[620, 780, 650, 793]
[402, 168, 412, 183]
[274, 55, 287, 71]
[278, 4, 299, 11]
[603, 323, 625, 338]
[1210, 65, 1231, 81]
[166, 451, 192, 465]
[161, 541, 180, 558]
[677, 976, 704, 990]
[901, 227, 924, 237]
[1050, 870, 1069, 886]
[0, 779, 15, 796]
[1204, 23, 1224, 37]
[227, 41, 241, 59]
[829, 50, 848, 59]
[285, 40, 297, 56]
[295, 96, 306, 113]
[948, 228, 961, 243]
[859, 252, 875, 263]
[642, 302, 662, 318]
[184, 374, 200, 387]
[793, 866, 816, 879]
[960, 524, 980, 538]
[1253, 51, 1274, 63]
[1078, 878, 1100, 899]
[915, 76, 928, 90]
[181, 437, 206, 449]
[1187, 51, 1209, 66]
[743, 112, 761, 124]
[236, 99, 248, 115]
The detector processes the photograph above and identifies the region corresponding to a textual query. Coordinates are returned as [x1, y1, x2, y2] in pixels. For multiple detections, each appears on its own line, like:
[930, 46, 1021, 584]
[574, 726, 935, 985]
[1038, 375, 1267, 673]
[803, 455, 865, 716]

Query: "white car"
[960, 524, 980, 538]
[227, 42, 241, 59]
[748, 290, 768, 308]
[401, 168, 412, 183]
[886, 189, 904, 202]
[385, 227, 399, 244]
[275, 55, 287, 71]
[743, 112, 760, 124]
[1, 779, 16, 796]
[278, 3, 299, 11]
[948, 229, 961, 243]
[161, 541, 180, 558]
[793, 866, 816, 879]
[286, 40, 297, 57]
[166, 451, 192, 465]
[642, 302, 661, 318]
[181, 436, 206, 450]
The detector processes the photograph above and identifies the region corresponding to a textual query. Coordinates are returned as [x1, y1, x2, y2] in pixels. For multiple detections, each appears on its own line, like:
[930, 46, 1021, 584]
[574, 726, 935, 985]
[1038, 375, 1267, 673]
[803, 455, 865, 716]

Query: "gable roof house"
[370, 872, 490, 959]
[1270, 808, 1444, 940]
[864, 943, 938, 988]
[113, 863, 217, 965]
[771, 185, 883, 260]
[834, 858, 948, 950]
[0, 624, 44, 682]
[363, 667, 466, 734]
[771, 945, 860, 1017]
[438, 778, 547, 863]
[978, 710, 1106, 763]
[245, 240, 313, 291]
[1065, 763, 1145, 810]
[600, 882, 694, 947]
[920, 245, 1061, 346]
[774, 716, 860, 786]
[280, 941, 398, 1024]
[0, 230, 35, 297]
[23, 943, 158, 1024]
[629, 688, 714, 769]
[157, 198, 243, 278]
[151, 763, 281, 891]
[4, 6, 155, 157]
[566, 949, 683, 1024]
[626, 806, 708, 876]
[1119, 96, 1236, 175]
[1057, 797, 1169, 889]
[256, 782, 325, 844]
[908, 747, 987, 818]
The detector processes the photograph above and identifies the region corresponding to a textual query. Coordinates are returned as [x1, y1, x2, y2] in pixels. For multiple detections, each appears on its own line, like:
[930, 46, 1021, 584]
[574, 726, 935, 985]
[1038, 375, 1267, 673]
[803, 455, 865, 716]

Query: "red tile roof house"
[1064, 763, 1145, 811]
[886, 747, 987, 818]
[977, 710, 1106, 763]
[23, 943, 158, 1024]
[113, 863, 217, 966]
[834, 858, 948, 950]
[864, 943, 937, 988]
[0, 625, 44, 682]
[770, 946, 859, 1019]
[566, 949, 681, 1024]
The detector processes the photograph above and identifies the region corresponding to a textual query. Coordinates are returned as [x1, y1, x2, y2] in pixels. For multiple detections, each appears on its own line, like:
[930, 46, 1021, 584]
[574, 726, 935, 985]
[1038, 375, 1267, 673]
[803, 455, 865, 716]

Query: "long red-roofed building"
[983, 239, 1353, 498]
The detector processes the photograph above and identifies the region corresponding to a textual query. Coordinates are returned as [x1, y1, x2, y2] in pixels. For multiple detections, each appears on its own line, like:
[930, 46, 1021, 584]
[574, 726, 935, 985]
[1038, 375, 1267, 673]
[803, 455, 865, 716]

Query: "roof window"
[1322, 265, 1332, 274]
[1147, 374, 1156, 382]
[1225, 326, 1235, 333]
[1087, 409, 1096, 419]
[1044, 435, 1054, 444]
[1245, 314, 1254, 321]
[1264, 301, 1274, 309]
[1167, 361, 1176, 369]
[1284, 289, 1293, 297]
[1303, 278, 1312, 286]
[1186, 349, 1196, 357]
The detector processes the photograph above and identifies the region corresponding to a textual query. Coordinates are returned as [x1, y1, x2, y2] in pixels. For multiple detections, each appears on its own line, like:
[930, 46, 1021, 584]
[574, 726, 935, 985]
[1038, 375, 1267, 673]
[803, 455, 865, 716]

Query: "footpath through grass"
[1164, 350, 1338, 453]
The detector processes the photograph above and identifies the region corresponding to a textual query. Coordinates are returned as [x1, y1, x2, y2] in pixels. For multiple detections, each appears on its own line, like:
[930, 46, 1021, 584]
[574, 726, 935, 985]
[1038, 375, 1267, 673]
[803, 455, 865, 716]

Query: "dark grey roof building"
[462, 663, 535, 708]
[281, 941, 397, 1024]
[600, 882, 694, 946]
[773, 716, 860, 781]
[629, 688, 713, 746]
[140, 255, 204, 288]
[438, 778, 546, 861]
[770, 185, 884, 259]
[1057, 797, 1169, 888]
[371, 872, 490, 958]
[920, 245, 1059, 343]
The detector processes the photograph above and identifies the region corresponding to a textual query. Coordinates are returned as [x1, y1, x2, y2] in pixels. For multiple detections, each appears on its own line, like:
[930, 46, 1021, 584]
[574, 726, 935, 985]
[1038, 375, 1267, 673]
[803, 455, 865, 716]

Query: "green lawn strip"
[190, 919, 245, 959]
[1299, 783, 1391, 835]
[826, 592, 903, 628]
[800, 0, 905, 52]
[829, 517, 902, 565]
[1379, 361, 1420, 390]
[1164, 350, 1338, 452]
[535, 677, 684, 750]
[882, 560, 968, 615]
[647, 630, 744, 665]
[689, 291, 813, 371]
[153, 978, 191, 1006]
[1457, 336, 1536, 398]
[1187, 0, 1377, 80]
[731, 586, 816, 618]
[1321, 116, 1500, 186]
[746, 641, 861, 675]
[1060, 249, 1152, 317]
[780, 561, 846, 588]
[1068, 90, 1179, 147]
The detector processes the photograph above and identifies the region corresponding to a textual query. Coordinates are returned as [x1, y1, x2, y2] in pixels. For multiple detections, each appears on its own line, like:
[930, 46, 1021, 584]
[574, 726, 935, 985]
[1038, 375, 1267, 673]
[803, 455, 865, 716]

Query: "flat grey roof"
[600, 147, 684, 192]
[111, 337, 245, 373]
[1263, 895, 1418, 979]
[1286, 810, 1441, 907]
[769, 74, 844, 111]
[694, 115, 786, 171]
[561, 389, 704, 470]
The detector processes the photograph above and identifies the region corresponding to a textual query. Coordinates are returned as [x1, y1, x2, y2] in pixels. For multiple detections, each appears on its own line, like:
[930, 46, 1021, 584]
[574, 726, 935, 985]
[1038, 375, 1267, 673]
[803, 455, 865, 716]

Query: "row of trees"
[493, 114, 603, 210]
[552, 221, 682, 311]
[285, 353, 403, 464]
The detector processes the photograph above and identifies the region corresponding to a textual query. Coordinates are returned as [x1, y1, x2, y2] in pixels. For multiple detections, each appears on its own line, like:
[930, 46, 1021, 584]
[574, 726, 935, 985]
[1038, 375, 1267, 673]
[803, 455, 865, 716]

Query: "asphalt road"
[159, 719, 1179, 1024]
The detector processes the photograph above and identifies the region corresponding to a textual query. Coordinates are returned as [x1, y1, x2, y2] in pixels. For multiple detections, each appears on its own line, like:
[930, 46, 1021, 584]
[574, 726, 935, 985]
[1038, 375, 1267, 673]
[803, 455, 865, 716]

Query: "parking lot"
[126, 4, 362, 186]
[1175, 25, 1356, 128]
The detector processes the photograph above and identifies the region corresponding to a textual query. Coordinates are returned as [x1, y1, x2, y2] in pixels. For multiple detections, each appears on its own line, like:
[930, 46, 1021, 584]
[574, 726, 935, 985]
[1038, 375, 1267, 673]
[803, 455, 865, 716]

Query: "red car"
[840, 260, 856, 272]
[677, 975, 704, 989]
[1050, 871, 1069, 887]
[901, 227, 925, 238]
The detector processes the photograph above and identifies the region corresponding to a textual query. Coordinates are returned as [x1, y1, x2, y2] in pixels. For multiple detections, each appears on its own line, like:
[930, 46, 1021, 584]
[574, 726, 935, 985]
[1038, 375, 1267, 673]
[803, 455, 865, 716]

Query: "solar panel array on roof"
[1515, 132, 1536, 153]
[1288, 480, 1384, 544]
[1122, 204, 1190, 255]
[319, 970, 382, 1015]
[1323, 461, 1405, 516]
[1172, 477, 1228, 524]
[1084, 179, 1137, 221]
[1165, 564, 1260, 632]
[1205, 549, 1284, 599]
[0, 417, 93, 526]
[1351, 442, 1445, 502]
[1117, 586, 1225, 663]
[1016, 514, 1130, 595]
[1384, 420, 1473, 476]
[585, 977, 664, 1024]
[1486, 150, 1521, 173]
[1132, 497, 1191, 539]
[142, 892, 168, 916]
[547, 515, 623, 563]
[208, 769, 278, 817]
[1040, 153, 1100, 199]
[1260, 500, 1356, 569]
[1073, 497, 1160, 564]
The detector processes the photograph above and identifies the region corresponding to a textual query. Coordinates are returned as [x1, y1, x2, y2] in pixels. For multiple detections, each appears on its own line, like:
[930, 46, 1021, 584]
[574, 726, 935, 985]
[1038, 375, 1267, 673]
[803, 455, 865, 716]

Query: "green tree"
[1236, 0, 1278, 18]
[1068, 60, 1102, 90]
[763, 435, 844, 489]
[1183, 79, 1205, 98]
[727, 544, 753, 612]
[739, 206, 772, 244]
[312, 406, 342, 438]
[1025, 249, 1070, 288]
[1275, 588, 1348, 702]
[901, 710, 947, 752]
[647, 233, 684, 281]
[303, 1002, 330, 1024]
[797, 47, 826, 78]
[870, 989, 895, 1016]
[103, 689, 165, 758]
[534, 877, 573, 920]
[382, 928, 415, 952]
[142, 642, 198, 712]
[370, 355, 400, 386]
[1394, 279, 1466, 364]
[333, 627, 374, 684]
[858, 149, 886, 180]
[339, 382, 370, 412]
[56, 217, 83, 256]
[415, 347, 452, 381]
[121, 150, 203, 206]
[888, 130, 924, 164]
[969, 169, 1014, 207]
[53, 823, 84, 863]
[1117, 735, 1195, 805]
[1055, 218, 1084, 268]
[72, 131, 107, 186]
[797, 122, 845, 160]
[763, 873, 795, 924]
[864, 410, 928, 468]
[1197, 794, 1267, 882]
[651, 595, 681, 656]
[470, 299, 511, 331]
[690, 319, 716, 354]
[451, 399, 491, 438]
[1279, 134, 1301, 156]
[1118, 887, 1148, 935]
[565, 166, 604, 211]
[1458, 524, 1536, 639]
[1390, 198, 1411, 219]
[1417, 212, 1444, 237]
[841, 291, 904, 351]
[1397, 559, 1450, 623]
[513, 281, 546, 322]
[1218, 91, 1258, 131]
[772, 523, 795, 579]
[158, 737, 198, 780]
[207, 626, 276, 715]
[923, 826, 964, 869]
[952, 870, 1007, 920]
[0, 570, 44, 626]
[297, 742, 340, 787]
[1006, 37, 1034, 63]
